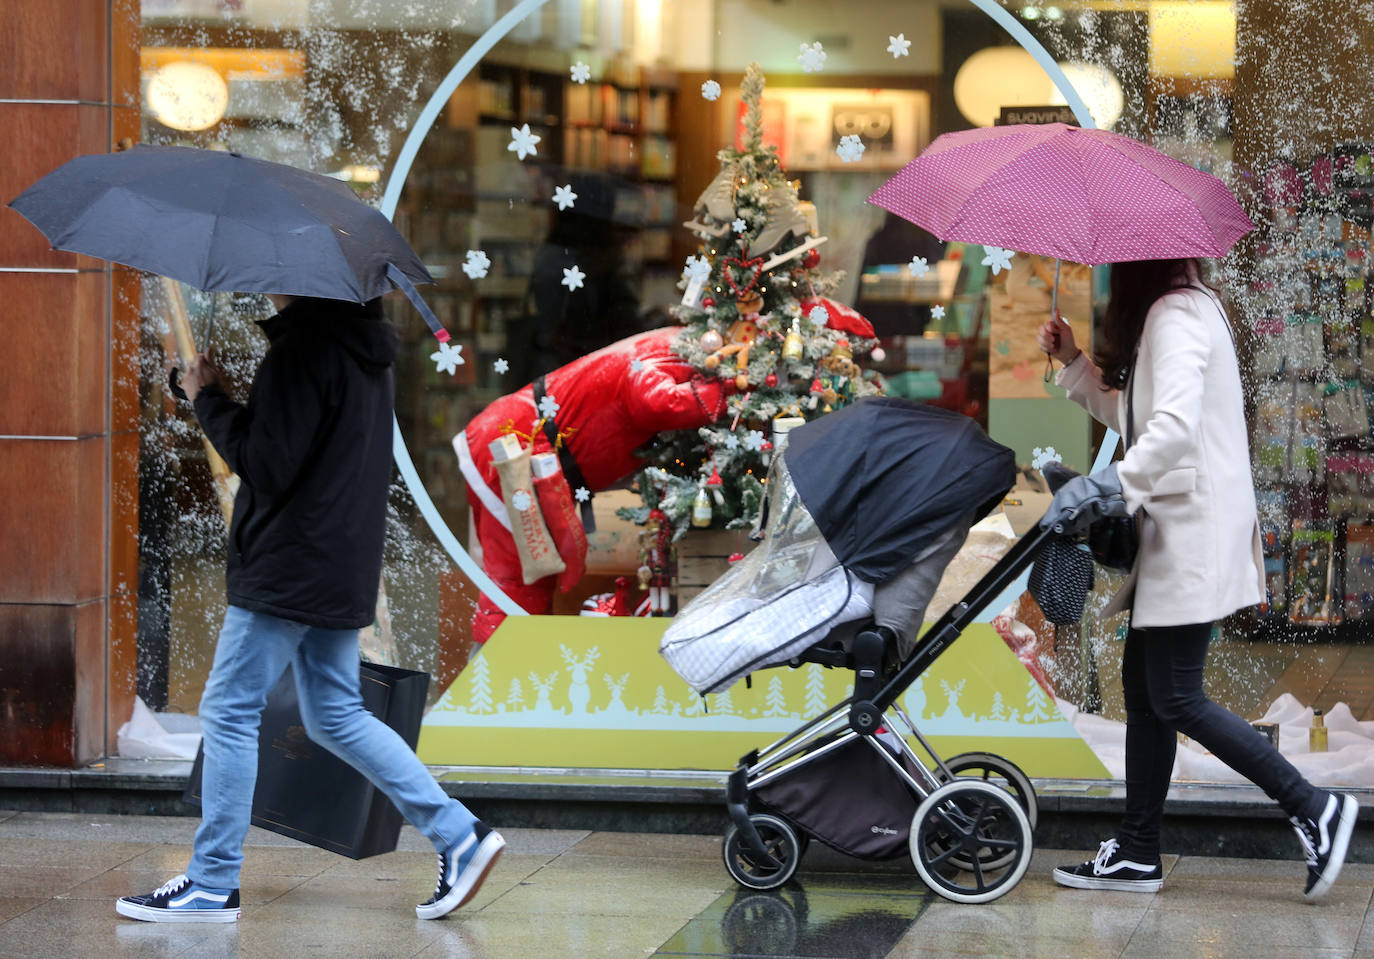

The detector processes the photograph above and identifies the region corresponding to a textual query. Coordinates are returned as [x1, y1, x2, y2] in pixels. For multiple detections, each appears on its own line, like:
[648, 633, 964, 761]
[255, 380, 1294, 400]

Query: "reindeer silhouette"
[602, 673, 631, 714]
[560, 645, 601, 715]
[939, 679, 967, 720]
[528, 671, 559, 715]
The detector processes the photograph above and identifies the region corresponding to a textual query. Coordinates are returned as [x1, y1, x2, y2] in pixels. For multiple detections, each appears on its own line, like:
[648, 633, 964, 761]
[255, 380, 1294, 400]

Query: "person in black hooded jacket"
[116, 295, 505, 926]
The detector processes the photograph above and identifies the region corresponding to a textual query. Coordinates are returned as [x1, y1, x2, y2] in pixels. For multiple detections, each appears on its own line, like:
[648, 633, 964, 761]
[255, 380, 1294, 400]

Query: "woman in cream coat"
[1038, 257, 1355, 900]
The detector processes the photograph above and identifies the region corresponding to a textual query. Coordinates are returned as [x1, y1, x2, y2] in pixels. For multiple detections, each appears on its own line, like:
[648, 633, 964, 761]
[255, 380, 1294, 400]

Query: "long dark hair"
[1097, 258, 1199, 389]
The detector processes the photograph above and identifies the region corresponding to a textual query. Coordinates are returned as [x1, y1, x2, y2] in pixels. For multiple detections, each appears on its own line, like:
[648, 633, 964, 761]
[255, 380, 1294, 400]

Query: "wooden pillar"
[0, 0, 141, 765]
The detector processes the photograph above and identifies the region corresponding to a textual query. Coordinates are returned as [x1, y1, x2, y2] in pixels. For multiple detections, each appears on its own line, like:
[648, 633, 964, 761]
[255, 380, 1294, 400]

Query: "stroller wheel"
[723, 814, 802, 890]
[910, 780, 1032, 904]
[937, 752, 1039, 830]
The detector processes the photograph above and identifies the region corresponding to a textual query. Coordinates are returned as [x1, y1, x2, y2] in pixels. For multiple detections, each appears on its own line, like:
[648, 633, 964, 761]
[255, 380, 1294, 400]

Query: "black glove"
[1039, 462, 1129, 535]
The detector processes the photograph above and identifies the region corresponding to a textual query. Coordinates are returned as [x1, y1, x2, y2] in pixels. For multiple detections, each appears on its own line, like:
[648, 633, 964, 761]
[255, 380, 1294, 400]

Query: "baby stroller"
[661, 398, 1056, 904]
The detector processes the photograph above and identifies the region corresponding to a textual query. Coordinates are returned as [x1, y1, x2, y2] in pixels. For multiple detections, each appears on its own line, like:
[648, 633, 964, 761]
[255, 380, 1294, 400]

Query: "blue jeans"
[189, 606, 475, 888]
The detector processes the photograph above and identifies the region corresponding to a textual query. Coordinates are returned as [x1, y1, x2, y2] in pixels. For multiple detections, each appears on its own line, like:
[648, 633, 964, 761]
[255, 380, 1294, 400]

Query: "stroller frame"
[725, 523, 1055, 904]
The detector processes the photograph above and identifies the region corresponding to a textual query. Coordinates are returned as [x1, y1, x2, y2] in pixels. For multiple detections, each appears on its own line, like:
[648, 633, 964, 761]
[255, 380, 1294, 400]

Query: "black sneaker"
[1291, 791, 1358, 900]
[415, 821, 506, 920]
[115, 874, 240, 923]
[1052, 838, 1164, 893]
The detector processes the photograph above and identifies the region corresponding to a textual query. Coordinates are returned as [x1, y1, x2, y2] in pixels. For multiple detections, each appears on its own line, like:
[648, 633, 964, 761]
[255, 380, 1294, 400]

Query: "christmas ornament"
[700, 329, 723, 353]
[800, 296, 875, 338]
[705, 313, 761, 385]
[639, 508, 674, 614]
[764, 372, 778, 387]
[721, 255, 765, 300]
[736, 290, 765, 316]
[802, 248, 820, 269]
[702, 295, 716, 308]
[692, 484, 712, 528]
[782, 318, 804, 362]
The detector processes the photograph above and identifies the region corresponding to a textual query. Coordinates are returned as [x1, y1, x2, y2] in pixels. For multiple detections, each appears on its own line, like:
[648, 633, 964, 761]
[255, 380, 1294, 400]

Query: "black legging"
[1117, 622, 1325, 861]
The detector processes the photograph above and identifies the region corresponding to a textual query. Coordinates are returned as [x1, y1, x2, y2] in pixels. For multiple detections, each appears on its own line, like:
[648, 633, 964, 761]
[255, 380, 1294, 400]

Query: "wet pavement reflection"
[657, 876, 931, 958]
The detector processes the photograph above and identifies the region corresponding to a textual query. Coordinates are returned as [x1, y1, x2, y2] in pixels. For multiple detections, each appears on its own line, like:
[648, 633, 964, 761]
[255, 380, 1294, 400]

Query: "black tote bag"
[184, 662, 430, 860]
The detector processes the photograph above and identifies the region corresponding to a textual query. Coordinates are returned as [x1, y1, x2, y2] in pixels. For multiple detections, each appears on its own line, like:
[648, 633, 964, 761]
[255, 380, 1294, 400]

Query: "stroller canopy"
[786, 398, 1017, 583]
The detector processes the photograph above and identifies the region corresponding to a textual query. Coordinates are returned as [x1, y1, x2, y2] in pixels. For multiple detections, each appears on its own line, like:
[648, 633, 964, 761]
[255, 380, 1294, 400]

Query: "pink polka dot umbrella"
[868, 123, 1254, 267]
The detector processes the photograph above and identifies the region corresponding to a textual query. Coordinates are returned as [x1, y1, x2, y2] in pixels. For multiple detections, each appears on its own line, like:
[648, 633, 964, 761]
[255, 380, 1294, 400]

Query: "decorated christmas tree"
[624, 63, 883, 538]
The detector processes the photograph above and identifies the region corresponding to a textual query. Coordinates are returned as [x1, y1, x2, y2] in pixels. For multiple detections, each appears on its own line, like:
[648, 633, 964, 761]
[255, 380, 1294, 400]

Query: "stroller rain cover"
[661, 398, 1017, 694]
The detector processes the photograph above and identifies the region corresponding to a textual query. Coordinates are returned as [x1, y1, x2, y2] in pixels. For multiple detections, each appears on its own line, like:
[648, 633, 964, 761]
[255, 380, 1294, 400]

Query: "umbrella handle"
[386, 263, 449, 342]
[1043, 258, 1063, 384]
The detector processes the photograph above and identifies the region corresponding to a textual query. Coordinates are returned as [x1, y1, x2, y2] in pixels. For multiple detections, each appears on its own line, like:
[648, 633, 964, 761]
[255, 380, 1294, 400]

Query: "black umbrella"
[9, 144, 447, 339]
[785, 398, 1017, 583]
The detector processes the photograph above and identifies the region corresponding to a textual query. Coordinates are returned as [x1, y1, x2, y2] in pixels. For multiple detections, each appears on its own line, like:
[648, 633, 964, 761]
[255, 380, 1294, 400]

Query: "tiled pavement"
[2, 810, 1374, 959]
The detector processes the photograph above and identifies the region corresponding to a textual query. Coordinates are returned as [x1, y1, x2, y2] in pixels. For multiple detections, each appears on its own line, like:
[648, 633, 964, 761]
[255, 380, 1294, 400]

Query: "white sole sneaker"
[115, 898, 240, 923]
[1052, 867, 1163, 893]
[1307, 792, 1359, 901]
[416, 831, 506, 920]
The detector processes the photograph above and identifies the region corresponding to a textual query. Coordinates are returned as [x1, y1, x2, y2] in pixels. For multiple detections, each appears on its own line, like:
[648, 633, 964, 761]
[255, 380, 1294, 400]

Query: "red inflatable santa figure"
[454, 327, 729, 643]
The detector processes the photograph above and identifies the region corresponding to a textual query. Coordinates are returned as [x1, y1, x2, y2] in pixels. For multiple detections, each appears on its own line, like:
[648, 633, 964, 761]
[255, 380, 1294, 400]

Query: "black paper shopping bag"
[184, 662, 430, 859]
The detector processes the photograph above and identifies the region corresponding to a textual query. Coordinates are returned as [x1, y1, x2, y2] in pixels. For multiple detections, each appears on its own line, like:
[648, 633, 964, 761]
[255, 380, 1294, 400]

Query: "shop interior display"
[1248, 145, 1374, 627]
[394, 57, 680, 528]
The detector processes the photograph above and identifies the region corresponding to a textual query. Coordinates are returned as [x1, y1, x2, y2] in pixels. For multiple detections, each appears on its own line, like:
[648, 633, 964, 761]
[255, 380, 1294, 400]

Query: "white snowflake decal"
[511, 489, 532, 512]
[683, 255, 712, 283]
[538, 393, 560, 419]
[932, 304, 946, 320]
[836, 134, 865, 163]
[743, 429, 767, 452]
[723, 433, 740, 450]
[798, 41, 827, 73]
[701, 79, 721, 101]
[1031, 446, 1062, 471]
[508, 123, 541, 161]
[570, 61, 591, 84]
[462, 249, 490, 279]
[493, 357, 509, 374]
[887, 34, 911, 58]
[807, 305, 829, 324]
[574, 486, 590, 503]
[982, 246, 1015, 275]
[562, 265, 586, 291]
[553, 184, 578, 211]
[630, 359, 644, 372]
[430, 340, 464, 375]
[732, 217, 747, 234]
[908, 255, 930, 277]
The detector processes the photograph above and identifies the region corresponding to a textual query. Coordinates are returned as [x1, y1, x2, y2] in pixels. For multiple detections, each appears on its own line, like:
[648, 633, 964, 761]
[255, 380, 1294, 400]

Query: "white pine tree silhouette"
[763, 676, 790, 717]
[989, 691, 1007, 721]
[712, 687, 735, 716]
[468, 655, 494, 714]
[506, 677, 525, 712]
[1022, 675, 1053, 723]
[651, 686, 671, 715]
[803, 664, 828, 716]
